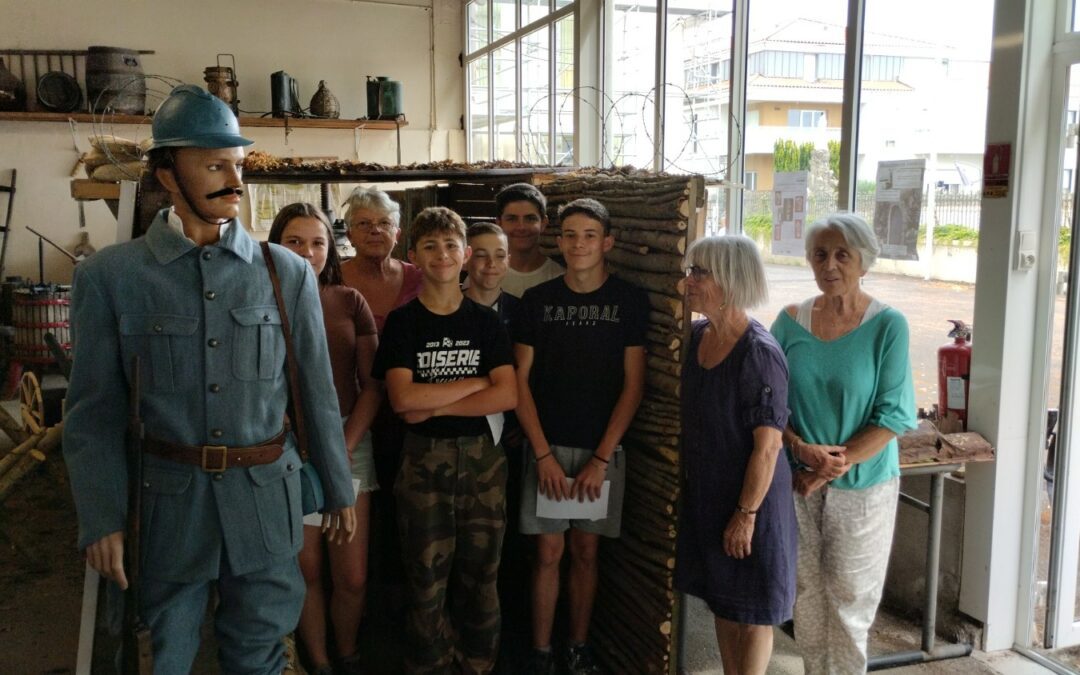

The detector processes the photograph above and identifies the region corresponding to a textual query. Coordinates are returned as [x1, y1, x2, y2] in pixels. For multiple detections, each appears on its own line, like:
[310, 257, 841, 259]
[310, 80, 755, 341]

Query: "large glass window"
[493, 44, 518, 160]
[465, 0, 575, 163]
[660, 1, 734, 232]
[855, 0, 993, 266]
[493, 0, 516, 40]
[522, 26, 551, 163]
[468, 58, 490, 160]
[742, 0, 846, 248]
[555, 15, 575, 165]
[468, 0, 489, 52]
[608, 0, 660, 168]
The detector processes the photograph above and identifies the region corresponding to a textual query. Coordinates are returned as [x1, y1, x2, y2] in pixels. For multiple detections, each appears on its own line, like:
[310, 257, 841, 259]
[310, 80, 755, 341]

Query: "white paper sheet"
[486, 412, 504, 446]
[537, 479, 610, 520]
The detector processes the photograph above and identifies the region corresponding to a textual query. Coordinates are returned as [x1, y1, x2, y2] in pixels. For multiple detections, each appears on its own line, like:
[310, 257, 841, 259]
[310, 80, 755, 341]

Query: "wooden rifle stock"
[122, 356, 153, 674]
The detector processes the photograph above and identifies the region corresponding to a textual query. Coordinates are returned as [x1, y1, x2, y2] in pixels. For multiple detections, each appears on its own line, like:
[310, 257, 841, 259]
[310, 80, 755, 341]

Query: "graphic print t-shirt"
[373, 296, 513, 438]
[516, 274, 649, 449]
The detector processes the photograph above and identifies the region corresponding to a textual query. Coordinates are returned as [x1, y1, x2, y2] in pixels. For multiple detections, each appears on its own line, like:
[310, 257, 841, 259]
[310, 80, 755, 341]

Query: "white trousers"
[793, 477, 899, 675]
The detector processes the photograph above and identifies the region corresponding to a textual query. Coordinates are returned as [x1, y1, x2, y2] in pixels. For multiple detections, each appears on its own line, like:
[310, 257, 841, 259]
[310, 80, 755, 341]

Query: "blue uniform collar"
[145, 208, 255, 265]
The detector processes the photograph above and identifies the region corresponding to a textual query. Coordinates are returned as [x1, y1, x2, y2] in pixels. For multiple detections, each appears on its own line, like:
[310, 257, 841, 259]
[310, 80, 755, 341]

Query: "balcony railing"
[743, 125, 842, 156]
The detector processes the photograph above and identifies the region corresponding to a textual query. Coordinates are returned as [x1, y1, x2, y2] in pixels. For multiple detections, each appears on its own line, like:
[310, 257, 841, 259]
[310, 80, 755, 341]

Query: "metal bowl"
[37, 71, 82, 113]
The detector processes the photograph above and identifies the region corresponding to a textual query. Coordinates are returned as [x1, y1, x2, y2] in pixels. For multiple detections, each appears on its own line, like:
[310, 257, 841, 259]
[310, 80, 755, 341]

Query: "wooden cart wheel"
[19, 371, 44, 434]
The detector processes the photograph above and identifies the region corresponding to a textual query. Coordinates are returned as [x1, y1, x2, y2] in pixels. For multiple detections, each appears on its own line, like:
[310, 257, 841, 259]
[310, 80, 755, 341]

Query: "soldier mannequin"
[63, 85, 356, 672]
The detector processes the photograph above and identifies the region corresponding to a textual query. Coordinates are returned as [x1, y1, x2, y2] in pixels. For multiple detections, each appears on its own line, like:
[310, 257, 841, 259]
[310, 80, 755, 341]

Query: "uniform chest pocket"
[231, 306, 283, 381]
[119, 313, 199, 393]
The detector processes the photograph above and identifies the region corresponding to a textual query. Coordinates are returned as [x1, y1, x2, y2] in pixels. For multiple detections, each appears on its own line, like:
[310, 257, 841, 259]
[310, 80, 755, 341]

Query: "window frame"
[463, 0, 578, 164]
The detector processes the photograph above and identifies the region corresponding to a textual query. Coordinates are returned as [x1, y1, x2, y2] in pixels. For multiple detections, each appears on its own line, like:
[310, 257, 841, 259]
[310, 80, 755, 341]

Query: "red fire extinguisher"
[938, 320, 972, 430]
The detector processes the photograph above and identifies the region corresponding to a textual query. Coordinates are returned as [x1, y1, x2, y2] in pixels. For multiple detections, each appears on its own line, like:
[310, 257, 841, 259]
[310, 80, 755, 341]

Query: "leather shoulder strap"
[260, 242, 309, 462]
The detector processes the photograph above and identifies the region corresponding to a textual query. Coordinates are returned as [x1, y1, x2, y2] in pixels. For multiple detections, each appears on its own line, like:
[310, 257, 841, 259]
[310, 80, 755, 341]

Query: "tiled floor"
[679, 595, 1065, 674]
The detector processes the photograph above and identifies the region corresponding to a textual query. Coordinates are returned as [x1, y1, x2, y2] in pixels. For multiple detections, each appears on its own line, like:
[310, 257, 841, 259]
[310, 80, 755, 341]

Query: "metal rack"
[0, 49, 154, 113]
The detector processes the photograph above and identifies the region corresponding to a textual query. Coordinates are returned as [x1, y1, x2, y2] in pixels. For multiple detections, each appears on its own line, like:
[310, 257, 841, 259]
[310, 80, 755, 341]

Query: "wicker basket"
[309, 80, 340, 119]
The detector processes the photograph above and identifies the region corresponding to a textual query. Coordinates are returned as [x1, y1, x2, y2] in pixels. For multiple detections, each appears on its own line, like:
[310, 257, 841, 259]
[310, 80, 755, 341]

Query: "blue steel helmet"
[148, 84, 253, 150]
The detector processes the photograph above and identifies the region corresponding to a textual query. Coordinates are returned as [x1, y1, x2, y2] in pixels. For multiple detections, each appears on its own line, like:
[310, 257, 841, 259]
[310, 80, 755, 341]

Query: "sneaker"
[525, 649, 557, 675]
[564, 643, 602, 675]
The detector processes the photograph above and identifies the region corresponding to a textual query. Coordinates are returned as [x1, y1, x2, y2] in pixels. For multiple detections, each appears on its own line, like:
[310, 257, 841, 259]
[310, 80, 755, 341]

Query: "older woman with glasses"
[339, 186, 423, 638]
[771, 213, 916, 674]
[340, 186, 423, 333]
[675, 235, 796, 675]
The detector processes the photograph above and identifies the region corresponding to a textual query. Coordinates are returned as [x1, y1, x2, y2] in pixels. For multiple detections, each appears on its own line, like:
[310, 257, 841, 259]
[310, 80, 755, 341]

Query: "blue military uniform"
[63, 209, 354, 672]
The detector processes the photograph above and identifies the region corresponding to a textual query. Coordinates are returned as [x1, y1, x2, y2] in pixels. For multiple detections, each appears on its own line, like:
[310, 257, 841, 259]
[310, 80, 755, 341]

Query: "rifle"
[122, 355, 153, 674]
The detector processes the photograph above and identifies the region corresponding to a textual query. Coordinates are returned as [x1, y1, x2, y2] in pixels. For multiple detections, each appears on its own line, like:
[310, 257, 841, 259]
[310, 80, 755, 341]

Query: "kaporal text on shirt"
[542, 304, 621, 325]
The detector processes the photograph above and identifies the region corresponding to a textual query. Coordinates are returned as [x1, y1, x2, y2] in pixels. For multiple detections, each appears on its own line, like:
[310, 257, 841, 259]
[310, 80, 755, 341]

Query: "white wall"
[0, 0, 465, 283]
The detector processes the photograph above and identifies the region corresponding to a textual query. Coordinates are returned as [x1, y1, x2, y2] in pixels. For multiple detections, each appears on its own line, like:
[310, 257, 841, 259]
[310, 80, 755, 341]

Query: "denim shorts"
[303, 428, 377, 527]
[519, 443, 625, 538]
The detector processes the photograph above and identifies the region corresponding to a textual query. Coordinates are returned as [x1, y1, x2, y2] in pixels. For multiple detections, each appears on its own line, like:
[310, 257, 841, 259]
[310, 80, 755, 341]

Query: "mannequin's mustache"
[206, 187, 244, 200]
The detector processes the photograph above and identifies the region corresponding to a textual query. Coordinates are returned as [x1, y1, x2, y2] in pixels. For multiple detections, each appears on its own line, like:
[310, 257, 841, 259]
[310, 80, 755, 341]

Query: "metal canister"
[366, 76, 403, 120]
[85, 46, 146, 115]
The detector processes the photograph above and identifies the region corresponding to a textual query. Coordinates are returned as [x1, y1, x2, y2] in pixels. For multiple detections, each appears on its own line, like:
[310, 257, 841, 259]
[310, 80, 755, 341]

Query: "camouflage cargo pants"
[396, 431, 507, 675]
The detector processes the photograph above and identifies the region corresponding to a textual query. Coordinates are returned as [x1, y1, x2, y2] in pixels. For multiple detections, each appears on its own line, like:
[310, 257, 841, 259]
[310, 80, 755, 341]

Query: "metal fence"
[744, 189, 1075, 233]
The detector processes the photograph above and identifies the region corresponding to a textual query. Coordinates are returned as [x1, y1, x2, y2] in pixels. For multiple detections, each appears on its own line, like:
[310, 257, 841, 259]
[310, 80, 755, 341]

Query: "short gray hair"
[683, 235, 768, 310]
[804, 212, 880, 272]
[342, 186, 401, 228]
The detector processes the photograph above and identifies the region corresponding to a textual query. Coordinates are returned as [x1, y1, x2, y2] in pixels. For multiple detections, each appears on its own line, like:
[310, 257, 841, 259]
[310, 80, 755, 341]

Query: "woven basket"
[309, 80, 340, 119]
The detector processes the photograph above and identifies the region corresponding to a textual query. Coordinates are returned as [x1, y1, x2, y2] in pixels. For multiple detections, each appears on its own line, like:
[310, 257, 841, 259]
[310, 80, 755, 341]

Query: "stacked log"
[537, 173, 704, 674]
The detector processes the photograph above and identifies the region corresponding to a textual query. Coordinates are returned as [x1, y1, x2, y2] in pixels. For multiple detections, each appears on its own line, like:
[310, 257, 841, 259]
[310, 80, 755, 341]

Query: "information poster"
[770, 171, 808, 257]
[872, 159, 925, 260]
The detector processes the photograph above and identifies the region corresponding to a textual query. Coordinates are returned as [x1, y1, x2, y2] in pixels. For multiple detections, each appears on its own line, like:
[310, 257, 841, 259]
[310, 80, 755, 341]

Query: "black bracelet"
[735, 505, 758, 515]
[592, 454, 610, 464]
[535, 452, 552, 463]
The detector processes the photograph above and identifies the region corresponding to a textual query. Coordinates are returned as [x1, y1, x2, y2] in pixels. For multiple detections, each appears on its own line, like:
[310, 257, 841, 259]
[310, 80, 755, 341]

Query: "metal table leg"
[869, 464, 972, 670]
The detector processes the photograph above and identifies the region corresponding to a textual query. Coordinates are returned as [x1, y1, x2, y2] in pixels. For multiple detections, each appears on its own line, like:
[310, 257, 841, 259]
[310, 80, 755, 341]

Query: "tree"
[773, 139, 798, 172]
[773, 139, 815, 172]
[828, 139, 841, 179]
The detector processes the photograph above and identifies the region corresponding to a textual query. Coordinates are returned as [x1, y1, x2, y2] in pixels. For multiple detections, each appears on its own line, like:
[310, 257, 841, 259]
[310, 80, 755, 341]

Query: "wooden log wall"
[536, 173, 705, 674]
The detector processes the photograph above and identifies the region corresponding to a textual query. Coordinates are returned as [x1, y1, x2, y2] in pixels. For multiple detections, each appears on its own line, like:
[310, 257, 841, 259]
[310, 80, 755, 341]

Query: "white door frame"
[958, 0, 1059, 651]
[1043, 30, 1080, 649]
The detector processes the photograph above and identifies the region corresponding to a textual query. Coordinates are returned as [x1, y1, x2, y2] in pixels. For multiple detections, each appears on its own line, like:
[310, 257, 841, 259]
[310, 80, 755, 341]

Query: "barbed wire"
[89, 74, 184, 180]
[518, 82, 744, 184]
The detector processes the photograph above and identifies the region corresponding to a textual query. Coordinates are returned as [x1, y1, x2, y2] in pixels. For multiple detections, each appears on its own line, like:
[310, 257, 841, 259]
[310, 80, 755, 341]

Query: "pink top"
[373, 262, 424, 333]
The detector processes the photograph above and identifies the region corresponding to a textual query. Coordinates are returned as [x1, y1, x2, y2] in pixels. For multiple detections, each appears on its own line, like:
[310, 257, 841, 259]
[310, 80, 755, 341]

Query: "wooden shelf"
[71, 179, 121, 201]
[239, 116, 406, 130]
[0, 111, 407, 130]
[244, 167, 568, 184]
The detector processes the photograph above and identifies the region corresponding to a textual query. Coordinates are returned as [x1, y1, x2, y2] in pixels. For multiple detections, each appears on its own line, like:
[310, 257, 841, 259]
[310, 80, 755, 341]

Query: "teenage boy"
[463, 222, 519, 328]
[463, 220, 531, 665]
[514, 198, 648, 675]
[495, 183, 564, 297]
[373, 206, 518, 675]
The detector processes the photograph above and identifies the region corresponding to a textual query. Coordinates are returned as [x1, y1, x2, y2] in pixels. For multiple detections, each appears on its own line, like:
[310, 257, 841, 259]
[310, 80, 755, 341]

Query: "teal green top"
[770, 306, 916, 490]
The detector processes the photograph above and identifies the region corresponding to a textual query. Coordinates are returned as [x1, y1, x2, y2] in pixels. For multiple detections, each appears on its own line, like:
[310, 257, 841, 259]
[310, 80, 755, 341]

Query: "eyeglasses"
[350, 218, 396, 232]
[684, 265, 711, 281]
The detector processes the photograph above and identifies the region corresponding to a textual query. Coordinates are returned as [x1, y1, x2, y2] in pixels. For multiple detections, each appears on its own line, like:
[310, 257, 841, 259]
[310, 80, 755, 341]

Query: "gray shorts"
[519, 444, 625, 538]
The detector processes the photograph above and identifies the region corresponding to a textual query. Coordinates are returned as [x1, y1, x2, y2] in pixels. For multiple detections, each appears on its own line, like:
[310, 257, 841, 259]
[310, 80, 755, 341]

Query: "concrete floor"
[679, 595, 1063, 674]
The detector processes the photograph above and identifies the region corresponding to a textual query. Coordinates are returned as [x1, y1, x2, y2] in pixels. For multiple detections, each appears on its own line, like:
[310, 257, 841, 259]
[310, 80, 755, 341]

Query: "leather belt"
[145, 429, 287, 473]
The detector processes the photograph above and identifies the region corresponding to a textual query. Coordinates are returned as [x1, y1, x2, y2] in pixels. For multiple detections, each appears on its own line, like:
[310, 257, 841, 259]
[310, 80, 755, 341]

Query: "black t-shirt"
[515, 274, 649, 449]
[373, 296, 514, 438]
[493, 290, 521, 333]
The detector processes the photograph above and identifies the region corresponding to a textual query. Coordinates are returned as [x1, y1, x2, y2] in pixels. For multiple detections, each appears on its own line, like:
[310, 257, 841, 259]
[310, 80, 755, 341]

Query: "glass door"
[1041, 56, 1080, 657]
